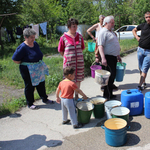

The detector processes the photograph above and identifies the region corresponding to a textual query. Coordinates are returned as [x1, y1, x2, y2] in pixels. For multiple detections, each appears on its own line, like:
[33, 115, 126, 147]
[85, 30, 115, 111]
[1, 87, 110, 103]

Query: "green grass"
[119, 39, 138, 53]
[0, 38, 138, 116]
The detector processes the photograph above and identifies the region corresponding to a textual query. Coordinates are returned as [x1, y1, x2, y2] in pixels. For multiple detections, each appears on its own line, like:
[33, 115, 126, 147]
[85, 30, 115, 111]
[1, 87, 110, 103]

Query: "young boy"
[56, 66, 88, 128]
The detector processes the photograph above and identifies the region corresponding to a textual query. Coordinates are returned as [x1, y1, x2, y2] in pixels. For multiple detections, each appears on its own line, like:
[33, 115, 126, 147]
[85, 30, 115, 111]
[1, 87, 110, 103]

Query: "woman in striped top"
[58, 18, 85, 100]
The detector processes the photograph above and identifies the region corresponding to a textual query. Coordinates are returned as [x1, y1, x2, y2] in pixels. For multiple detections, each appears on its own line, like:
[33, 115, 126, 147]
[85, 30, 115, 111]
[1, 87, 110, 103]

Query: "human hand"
[101, 58, 107, 66]
[56, 97, 61, 104]
[92, 36, 96, 41]
[82, 96, 88, 100]
[117, 55, 122, 63]
[95, 58, 99, 63]
[136, 36, 140, 42]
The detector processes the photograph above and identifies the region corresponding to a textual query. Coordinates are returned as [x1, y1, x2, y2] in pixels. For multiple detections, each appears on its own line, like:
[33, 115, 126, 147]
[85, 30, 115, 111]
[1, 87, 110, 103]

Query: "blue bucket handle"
[89, 40, 96, 45]
[127, 125, 130, 130]
[101, 125, 105, 129]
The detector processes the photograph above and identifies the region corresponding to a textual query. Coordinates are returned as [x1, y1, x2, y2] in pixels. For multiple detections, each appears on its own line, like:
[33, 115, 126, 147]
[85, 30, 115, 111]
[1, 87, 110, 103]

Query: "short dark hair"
[145, 11, 150, 15]
[67, 18, 78, 28]
[63, 66, 75, 76]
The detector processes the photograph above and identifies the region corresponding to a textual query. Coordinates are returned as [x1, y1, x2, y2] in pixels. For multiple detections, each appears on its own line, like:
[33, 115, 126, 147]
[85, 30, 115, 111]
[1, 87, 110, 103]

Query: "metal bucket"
[77, 101, 94, 124]
[102, 118, 127, 147]
[111, 106, 130, 122]
[104, 100, 122, 119]
[95, 69, 111, 86]
[90, 97, 106, 118]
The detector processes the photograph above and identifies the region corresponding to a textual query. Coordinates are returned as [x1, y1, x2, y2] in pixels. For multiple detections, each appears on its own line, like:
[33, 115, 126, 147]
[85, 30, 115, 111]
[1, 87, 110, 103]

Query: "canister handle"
[101, 125, 105, 129]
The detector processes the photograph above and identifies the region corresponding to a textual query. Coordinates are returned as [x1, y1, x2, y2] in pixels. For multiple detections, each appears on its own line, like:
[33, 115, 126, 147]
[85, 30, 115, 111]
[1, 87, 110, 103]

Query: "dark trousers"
[19, 65, 48, 107]
[102, 55, 117, 98]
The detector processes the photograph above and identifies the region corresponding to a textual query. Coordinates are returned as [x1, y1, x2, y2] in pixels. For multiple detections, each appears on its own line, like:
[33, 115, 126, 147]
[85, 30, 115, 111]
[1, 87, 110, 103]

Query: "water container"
[117, 62, 126, 75]
[88, 42, 96, 52]
[90, 97, 106, 118]
[121, 89, 143, 116]
[115, 62, 126, 82]
[144, 92, 150, 119]
[95, 69, 111, 86]
[104, 100, 122, 119]
[77, 101, 94, 124]
[90, 65, 102, 78]
[101, 118, 127, 147]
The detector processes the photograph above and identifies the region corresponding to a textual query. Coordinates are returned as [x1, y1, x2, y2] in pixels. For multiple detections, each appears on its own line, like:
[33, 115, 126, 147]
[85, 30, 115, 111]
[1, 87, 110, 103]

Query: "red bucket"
[90, 65, 102, 78]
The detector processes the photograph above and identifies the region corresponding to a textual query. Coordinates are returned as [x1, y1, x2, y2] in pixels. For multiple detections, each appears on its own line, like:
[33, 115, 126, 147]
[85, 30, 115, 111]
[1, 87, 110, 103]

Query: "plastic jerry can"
[121, 89, 143, 116]
[145, 92, 150, 119]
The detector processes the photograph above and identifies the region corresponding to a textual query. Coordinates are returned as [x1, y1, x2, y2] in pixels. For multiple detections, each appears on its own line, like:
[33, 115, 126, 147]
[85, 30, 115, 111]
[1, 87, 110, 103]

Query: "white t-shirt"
[97, 27, 120, 56]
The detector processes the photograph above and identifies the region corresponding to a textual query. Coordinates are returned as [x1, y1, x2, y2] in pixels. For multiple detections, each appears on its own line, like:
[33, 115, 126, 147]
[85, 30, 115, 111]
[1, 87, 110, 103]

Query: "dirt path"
[0, 84, 24, 105]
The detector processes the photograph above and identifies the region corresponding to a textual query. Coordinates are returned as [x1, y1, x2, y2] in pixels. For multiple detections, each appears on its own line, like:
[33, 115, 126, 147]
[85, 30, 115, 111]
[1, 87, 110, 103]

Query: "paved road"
[0, 51, 150, 150]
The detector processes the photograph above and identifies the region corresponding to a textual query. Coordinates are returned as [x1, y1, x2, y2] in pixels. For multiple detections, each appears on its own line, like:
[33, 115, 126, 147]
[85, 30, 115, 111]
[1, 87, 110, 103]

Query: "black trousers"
[19, 65, 48, 107]
[102, 55, 117, 98]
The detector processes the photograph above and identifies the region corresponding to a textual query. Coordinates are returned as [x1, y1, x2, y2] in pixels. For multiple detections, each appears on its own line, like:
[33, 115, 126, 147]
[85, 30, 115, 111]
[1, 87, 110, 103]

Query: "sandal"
[29, 105, 40, 110]
[44, 99, 55, 104]
[62, 119, 70, 125]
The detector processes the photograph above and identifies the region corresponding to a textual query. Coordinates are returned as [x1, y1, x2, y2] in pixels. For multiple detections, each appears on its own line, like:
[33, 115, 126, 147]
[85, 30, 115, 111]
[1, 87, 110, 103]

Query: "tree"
[64, 0, 98, 25]
[0, 0, 23, 50]
[21, 0, 62, 33]
[132, 0, 150, 24]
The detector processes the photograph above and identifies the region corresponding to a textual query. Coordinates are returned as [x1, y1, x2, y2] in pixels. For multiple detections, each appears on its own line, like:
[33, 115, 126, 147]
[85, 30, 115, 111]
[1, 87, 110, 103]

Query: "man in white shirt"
[98, 16, 122, 99]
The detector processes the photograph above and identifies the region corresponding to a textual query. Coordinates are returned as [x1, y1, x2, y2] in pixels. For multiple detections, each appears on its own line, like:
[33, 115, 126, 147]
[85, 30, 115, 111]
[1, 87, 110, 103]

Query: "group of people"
[12, 11, 150, 129]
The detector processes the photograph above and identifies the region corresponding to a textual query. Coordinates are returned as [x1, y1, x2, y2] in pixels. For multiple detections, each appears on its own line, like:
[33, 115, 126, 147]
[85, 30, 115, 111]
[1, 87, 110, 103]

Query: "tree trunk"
[0, 27, 4, 51]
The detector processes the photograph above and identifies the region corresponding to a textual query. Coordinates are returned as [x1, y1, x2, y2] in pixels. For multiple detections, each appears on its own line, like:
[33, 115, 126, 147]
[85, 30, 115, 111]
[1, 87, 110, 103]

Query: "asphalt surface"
[1, 51, 150, 150]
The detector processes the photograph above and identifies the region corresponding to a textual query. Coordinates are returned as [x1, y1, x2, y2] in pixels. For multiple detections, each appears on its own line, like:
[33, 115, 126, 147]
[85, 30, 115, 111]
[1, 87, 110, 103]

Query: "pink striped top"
[58, 32, 85, 82]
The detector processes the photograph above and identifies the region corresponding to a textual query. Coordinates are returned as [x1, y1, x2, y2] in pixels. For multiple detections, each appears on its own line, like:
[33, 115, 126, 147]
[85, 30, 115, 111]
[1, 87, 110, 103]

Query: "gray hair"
[23, 28, 36, 38]
[103, 16, 114, 26]
[99, 15, 105, 19]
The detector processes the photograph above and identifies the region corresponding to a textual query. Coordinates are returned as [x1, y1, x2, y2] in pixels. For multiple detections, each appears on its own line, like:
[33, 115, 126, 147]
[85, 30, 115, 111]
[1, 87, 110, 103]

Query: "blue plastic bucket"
[88, 42, 96, 52]
[145, 92, 150, 119]
[102, 118, 127, 147]
[117, 62, 126, 75]
[116, 62, 126, 82]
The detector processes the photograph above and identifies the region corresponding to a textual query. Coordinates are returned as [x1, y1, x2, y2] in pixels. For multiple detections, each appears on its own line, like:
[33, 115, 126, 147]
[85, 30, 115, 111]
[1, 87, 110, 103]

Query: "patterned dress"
[58, 32, 85, 82]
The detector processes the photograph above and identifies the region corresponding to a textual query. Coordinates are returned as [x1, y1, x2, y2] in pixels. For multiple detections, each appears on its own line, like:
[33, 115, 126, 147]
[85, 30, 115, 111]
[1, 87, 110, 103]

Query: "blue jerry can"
[145, 92, 150, 119]
[121, 89, 143, 116]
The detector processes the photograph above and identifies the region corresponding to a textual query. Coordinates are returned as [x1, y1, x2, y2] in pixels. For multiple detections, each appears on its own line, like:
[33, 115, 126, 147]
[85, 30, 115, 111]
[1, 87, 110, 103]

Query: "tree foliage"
[0, 0, 23, 29]
[1, 0, 150, 40]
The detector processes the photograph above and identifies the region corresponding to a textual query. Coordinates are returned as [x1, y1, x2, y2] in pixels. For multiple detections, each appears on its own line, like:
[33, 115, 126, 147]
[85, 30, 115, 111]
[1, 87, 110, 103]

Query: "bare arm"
[87, 23, 99, 41]
[74, 88, 88, 100]
[132, 28, 140, 42]
[59, 52, 64, 56]
[98, 45, 107, 66]
[13, 60, 21, 64]
[56, 87, 61, 103]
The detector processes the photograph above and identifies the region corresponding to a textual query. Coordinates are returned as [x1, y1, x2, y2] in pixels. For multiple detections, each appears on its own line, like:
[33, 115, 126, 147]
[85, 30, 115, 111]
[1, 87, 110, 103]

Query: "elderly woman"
[58, 18, 85, 100]
[12, 28, 54, 110]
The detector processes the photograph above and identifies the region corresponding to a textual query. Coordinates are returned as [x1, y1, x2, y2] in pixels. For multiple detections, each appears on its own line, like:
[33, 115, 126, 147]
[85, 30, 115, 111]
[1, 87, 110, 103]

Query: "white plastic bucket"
[95, 69, 110, 86]
[104, 100, 122, 119]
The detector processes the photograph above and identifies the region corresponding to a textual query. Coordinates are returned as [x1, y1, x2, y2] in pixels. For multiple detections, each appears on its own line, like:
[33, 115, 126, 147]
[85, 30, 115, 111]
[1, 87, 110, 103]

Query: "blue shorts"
[137, 47, 150, 73]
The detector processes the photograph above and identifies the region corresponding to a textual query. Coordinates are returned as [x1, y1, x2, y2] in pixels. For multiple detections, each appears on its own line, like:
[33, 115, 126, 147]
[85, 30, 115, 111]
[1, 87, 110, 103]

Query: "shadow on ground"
[0, 134, 62, 150]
